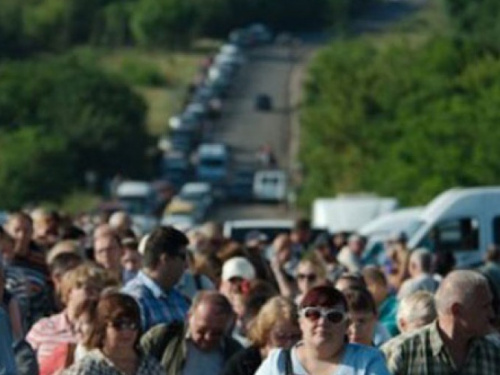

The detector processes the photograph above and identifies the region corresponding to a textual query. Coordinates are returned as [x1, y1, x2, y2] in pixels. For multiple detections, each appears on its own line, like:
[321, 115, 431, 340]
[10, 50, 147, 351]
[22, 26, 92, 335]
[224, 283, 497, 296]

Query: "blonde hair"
[46, 240, 81, 265]
[397, 291, 436, 328]
[297, 252, 327, 280]
[59, 263, 108, 305]
[247, 296, 298, 348]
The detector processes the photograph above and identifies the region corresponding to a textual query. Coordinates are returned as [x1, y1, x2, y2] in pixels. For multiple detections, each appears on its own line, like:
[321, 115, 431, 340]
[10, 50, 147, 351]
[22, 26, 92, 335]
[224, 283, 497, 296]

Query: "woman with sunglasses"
[63, 293, 163, 375]
[256, 285, 389, 375]
[295, 255, 328, 305]
[223, 296, 301, 375]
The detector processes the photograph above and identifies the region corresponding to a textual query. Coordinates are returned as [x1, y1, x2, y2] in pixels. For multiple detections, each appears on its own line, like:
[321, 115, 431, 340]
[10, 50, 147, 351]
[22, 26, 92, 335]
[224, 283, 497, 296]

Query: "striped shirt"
[382, 320, 500, 375]
[26, 310, 77, 364]
[122, 271, 190, 332]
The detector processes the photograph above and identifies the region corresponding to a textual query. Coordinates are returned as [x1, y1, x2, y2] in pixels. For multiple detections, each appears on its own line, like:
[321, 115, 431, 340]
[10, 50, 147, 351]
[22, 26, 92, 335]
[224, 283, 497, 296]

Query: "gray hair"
[435, 270, 489, 315]
[397, 291, 436, 327]
[410, 248, 434, 273]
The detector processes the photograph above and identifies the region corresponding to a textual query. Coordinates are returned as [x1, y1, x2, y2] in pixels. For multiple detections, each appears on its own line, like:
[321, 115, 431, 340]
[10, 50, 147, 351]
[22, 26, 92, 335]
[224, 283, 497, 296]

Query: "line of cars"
[159, 24, 279, 230]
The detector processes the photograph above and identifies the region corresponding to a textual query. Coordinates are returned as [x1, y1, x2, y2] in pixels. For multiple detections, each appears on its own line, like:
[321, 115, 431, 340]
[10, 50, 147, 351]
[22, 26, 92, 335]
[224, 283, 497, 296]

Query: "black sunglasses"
[297, 273, 317, 282]
[108, 319, 139, 331]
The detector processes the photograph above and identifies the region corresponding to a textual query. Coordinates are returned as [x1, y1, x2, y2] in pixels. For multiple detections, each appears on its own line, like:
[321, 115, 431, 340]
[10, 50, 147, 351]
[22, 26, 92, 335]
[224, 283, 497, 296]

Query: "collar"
[429, 320, 445, 356]
[49, 311, 74, 334]
[137, 271, 168, 299]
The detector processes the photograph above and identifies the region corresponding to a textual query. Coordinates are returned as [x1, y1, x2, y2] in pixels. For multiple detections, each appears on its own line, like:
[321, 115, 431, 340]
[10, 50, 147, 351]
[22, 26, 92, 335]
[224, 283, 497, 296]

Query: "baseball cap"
[222, 257, 256, 281]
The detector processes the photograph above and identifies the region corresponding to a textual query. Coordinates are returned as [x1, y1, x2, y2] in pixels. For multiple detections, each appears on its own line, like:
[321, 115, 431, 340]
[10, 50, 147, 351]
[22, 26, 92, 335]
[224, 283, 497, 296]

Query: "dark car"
[227, 168, 255, 202]
[255, 94, 272, 111]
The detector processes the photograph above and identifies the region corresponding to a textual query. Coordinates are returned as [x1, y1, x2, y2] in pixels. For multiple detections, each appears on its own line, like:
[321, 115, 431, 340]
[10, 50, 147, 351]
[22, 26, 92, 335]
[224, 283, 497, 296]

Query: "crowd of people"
[1, 209, 500, 374]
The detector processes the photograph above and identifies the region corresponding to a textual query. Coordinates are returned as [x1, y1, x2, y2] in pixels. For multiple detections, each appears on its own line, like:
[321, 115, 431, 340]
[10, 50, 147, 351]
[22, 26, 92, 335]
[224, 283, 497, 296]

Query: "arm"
[270, 256, 295, 299]
[8, 297, 24, 342]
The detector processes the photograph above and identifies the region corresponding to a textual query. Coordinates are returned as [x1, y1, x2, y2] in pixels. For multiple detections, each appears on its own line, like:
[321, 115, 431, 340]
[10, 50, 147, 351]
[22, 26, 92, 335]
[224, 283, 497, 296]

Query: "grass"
[73, 40, 222, 136]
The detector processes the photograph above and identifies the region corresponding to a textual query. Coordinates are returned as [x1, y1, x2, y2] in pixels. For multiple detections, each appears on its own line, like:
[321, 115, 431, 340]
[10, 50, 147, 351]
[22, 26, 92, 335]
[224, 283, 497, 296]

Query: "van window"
[421, 218, 479, 252]
[492, 216, 500, 245]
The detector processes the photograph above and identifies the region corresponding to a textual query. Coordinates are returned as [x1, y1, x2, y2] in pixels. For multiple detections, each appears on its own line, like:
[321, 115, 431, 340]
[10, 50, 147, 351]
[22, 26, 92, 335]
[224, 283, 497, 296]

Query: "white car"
[253, 170, 287, 202]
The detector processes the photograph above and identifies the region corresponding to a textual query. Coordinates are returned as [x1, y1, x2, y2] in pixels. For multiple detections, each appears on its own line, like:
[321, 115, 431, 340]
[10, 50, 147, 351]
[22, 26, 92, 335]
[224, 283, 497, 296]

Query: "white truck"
[312, 194, 399, 234]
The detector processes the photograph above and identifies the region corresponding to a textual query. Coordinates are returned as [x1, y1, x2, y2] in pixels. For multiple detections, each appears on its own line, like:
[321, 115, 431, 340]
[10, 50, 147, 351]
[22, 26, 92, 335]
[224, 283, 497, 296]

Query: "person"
[334, 272, 366, 292]
[48, 252, 83, 312]
[176, 250, 214, 301]
[219, 256, 256, 302]
[63, 293, 164, 375]
[108, 211, 135, 240]
[27, 263, 107, 369]
[337, 235, 365, 273]
[384, 232, 409, 291]
[479, 244, 500, 296]
[141, 291, 242, 375]
[269, 234, 296, 299]
[121, 238, 142, 284]
[244, 230, 276, 284]
[312, 233, 345, 282]
[4, 212, 51, 326]
[294, 255, 327, 305]
[94, 233, 123, 283]
[362, 266, 399, 337]
[223, 296, 301, 375]
[289, 218, 313, 258]
[343, 287, 391, 347]
[0, 260, 24, 342]
[382, 270, 500, 374]
[397, 248, 439, 300]
[122, 226, 190, 331]
[255, 285, 390, 375]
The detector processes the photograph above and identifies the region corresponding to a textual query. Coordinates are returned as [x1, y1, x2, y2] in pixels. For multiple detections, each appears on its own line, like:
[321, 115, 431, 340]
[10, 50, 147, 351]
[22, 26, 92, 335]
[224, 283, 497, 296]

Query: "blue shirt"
[0, 307, 17, 375]
[378, 294, 399, 337]
[122, 271, 190, 332]
[255, 343, 390, 375]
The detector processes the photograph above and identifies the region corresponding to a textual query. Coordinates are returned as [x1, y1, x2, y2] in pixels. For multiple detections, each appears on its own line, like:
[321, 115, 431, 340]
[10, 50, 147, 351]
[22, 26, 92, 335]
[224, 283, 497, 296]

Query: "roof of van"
[116, 181, 152, 196]
[198, 143, 227, 156]
[420, 186, 500, 221]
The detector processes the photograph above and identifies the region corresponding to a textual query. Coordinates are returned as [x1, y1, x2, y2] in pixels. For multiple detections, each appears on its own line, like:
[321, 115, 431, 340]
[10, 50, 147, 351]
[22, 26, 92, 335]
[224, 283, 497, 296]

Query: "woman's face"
[299, 304, 348, 348]
[67, 283, 100, 312]
[296, 263, 322, 294]
[104, 317, 139, 351]
[347, 311, 377, 346]
[267, 320, 301, 350]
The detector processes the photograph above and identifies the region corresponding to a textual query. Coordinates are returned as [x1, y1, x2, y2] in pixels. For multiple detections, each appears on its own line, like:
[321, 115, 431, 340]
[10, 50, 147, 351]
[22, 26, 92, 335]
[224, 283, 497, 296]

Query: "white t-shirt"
[255, 343, 390, 375]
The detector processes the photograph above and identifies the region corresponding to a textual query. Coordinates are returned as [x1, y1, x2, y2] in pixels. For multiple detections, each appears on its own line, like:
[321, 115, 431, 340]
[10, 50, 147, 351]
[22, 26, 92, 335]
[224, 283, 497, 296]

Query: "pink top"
[26, 311, 77, 365]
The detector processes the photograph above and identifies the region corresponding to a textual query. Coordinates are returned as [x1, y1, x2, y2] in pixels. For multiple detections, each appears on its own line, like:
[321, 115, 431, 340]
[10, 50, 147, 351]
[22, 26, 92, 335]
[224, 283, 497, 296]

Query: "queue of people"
[0, 210, 499, 375]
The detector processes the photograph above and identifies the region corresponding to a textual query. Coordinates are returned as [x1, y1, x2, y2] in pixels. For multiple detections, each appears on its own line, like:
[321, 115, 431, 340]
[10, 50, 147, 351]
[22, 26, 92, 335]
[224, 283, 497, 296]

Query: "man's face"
[94, 236, 122, 271]
[189, 303, 230, 351]
[348, 311, 377, 346]
[6, 218, 33, 244]
[459, 285, 494, 337]
[121, 249, 142, 272]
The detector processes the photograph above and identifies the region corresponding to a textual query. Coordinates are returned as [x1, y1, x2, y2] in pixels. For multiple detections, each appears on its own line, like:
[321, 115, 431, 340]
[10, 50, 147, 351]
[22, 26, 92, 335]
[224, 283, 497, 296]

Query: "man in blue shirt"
[123, 226, 190, 331]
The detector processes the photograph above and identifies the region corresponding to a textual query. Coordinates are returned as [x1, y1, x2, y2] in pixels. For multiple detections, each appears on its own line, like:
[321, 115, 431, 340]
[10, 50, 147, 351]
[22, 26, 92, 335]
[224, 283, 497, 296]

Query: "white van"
[407, 187, 500, 268]
[253, 170, 287, 202]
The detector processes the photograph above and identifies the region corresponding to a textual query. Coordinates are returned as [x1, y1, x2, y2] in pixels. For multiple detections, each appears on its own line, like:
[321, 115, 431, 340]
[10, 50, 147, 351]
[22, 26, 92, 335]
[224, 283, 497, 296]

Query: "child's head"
[343, 287, 378, 346]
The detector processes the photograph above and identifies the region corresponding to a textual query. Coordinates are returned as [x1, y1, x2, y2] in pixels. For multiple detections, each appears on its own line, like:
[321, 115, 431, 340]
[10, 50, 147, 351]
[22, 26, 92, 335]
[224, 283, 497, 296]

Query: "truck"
[312, 194, 399, 234]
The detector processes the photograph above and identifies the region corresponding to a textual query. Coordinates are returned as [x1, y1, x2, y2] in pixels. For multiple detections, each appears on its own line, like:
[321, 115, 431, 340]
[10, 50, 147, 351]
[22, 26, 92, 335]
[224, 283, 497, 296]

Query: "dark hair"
[300, 285, 348, 311]
[60, 225, 86, 240]
[87, 293, 141, 351]
[49, 252, 83, 275]
[191, 291, 234, 316]
[142, 226, 189, 268]
[335, 272, 367, 289]
[294, 218, 311, 232]
[343, 287, 377, 315]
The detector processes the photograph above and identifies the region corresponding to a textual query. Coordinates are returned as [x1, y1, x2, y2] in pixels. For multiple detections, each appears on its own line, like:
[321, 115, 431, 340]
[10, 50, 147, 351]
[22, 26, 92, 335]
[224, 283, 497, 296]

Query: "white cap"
[138, 234, 150, 255]
[222, 257, 256, 281]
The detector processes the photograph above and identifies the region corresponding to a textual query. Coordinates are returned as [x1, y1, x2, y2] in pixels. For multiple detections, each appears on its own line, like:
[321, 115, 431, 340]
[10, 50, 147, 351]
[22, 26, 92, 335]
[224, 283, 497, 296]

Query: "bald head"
[435, 270, 489, 315]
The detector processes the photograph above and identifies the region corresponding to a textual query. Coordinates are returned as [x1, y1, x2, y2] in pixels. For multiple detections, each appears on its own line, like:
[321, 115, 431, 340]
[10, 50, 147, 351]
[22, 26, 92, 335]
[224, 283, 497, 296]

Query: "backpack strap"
[284, 348, 294, 375]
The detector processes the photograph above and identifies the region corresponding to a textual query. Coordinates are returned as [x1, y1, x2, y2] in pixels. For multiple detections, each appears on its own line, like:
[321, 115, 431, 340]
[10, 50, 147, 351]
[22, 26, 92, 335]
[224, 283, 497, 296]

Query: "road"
[209, 0, 424, 223]
[210, 43, 298, 222]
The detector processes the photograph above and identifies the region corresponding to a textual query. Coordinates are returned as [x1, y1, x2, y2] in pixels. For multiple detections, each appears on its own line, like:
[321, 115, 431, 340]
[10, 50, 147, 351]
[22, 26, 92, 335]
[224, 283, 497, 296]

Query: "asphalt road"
[208, 0, 424, 223]
[209, 43, 298, 222]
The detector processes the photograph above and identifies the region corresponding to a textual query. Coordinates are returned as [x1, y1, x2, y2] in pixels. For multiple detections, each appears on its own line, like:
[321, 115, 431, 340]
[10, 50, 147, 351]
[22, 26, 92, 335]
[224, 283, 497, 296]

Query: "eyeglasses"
[297, 273, 317, 282]
[108, 319, 139, 331]
[300, 307, 347, 324]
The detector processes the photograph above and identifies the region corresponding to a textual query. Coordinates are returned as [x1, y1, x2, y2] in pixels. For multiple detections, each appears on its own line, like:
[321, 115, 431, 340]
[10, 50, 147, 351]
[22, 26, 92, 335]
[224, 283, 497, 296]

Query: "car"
[253, 169, 287, 202]
[255, 94, 272, 111]
[227, 167, 255, 202]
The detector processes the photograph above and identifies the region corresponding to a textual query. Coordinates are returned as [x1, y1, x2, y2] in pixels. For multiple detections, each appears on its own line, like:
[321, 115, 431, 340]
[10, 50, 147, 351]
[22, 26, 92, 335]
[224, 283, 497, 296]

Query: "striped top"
[26, 310, 77, 364]
[122, 271, 190, 332]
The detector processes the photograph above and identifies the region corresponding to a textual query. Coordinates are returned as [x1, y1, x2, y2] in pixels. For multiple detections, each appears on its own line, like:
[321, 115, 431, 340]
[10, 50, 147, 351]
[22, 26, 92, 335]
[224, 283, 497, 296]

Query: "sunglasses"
[297, 273, 317, 282]
[108, 319, 139, 331]
[300, 307, 347, 324]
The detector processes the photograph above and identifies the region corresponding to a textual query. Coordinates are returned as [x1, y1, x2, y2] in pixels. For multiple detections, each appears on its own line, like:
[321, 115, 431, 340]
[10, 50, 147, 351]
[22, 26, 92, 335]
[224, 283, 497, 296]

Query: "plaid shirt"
[382, 321, 500, 375]
[122, 271, 190, 332]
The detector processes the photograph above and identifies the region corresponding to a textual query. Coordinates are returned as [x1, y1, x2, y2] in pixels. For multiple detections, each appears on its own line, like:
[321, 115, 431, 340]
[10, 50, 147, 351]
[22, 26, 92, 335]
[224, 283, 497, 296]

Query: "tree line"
[298, 0, 500, 208]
